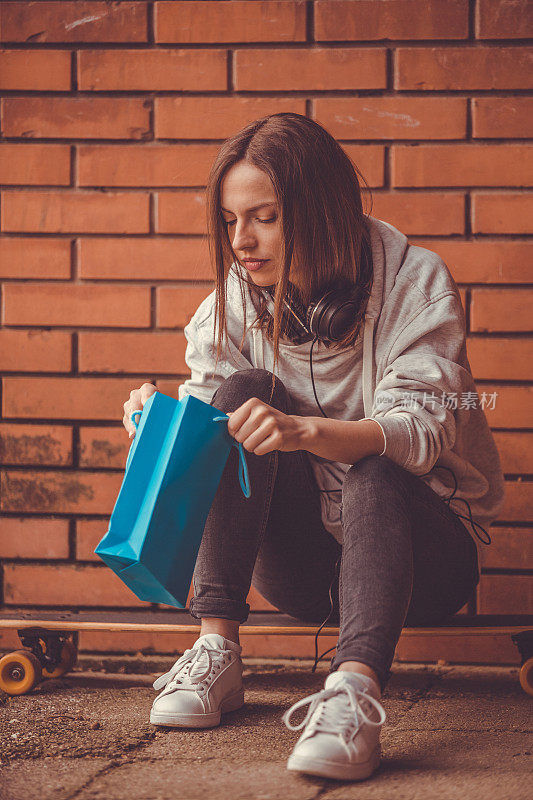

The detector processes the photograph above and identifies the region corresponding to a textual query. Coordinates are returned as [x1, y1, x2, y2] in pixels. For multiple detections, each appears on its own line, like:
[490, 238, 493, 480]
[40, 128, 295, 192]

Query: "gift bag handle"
[127, 409, 251, 499]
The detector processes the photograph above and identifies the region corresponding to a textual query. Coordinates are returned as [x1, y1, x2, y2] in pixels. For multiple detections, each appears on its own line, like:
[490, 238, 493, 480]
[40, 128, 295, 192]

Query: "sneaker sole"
[150, 688, 244, 729]
[287, 745, 381, 781]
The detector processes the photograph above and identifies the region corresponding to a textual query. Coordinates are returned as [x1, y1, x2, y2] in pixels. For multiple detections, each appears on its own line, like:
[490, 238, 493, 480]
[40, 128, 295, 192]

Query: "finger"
[140, 383, 157, 404]
[242, 422, 280, 453]
[249, 431, 280, 456]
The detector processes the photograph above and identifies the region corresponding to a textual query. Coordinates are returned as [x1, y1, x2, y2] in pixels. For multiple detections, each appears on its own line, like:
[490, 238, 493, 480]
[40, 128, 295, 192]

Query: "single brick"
[1, 469, 122, 514]
[466, 337, 533, 381]
[471, 289, 533, 332]
[235, 47, 387, 91]
[2, 377, 144, 421]
[156, 379, 178, 398]
[341, 144, 384, 187]
[0, 144, 71, 186]
[79, 427, 129, 469]
[0, 1, 148, 42]
[493, 432, 533, 474]
[392, 144, 533, 187]
[2, 563, 144, 606]
[3, 283, 150, 327]
[0, 518, 70, 560]
[155, 0, 306, 43]
[473, 97, 533, 139]
[315, 0, 468, 41]
[396, 47, 533, 90]
[478, 575, 533, 614]
[156, 191, 207, 234]
[472, 192, 533, 234]
[0, 423, 72, 466]
[482, 384, 533, 429]
[315, 97, 467, 140]
[1, 190, 150, 234]
[157, 286, 215, 328]
[78, 331, 187, 374]
[78, 144, 220, 187]
[476, 0, 533, 38]
[155, 96, 306, 140]
[409, 239, 532, 283]
[481, 527, 533, 570]
[79, 49, 227, 91]
[79, 237, 211, 280]
[76, 518, 108, 561]
[498, 481, 533, 523]
[371, 192, 465, 235]
[2, 97, 151, 140]
[0, 50, 70, 90]
[0, 329, 71, 372]
[0, 238, 71, 279]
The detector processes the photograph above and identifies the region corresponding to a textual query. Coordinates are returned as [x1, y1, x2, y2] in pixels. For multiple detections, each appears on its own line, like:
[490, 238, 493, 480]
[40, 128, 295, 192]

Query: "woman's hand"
[226, 397, 312, 456]
[122, 383, 157, 438]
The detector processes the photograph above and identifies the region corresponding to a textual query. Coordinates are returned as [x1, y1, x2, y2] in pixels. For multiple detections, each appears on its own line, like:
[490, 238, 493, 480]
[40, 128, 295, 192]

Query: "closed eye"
[224, 217, 277, 226]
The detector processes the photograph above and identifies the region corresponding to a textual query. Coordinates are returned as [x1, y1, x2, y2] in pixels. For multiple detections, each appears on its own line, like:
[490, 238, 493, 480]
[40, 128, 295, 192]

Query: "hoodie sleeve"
[361, 288, 471, 476]
[177, 316, 236, 405]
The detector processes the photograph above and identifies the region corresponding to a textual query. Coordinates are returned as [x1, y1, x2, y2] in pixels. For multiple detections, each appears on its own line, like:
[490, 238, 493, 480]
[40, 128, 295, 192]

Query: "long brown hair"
[204, 112, 374, 396]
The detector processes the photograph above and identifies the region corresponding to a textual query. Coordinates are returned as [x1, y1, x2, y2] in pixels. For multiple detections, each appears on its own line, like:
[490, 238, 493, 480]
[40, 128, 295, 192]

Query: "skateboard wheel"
[519, 656, 533, 697]
[42, 640, 78, 679]
[0, 649, 43, 696]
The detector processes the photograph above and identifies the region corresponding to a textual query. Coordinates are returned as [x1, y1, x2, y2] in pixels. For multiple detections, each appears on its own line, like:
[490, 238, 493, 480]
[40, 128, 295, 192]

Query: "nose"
[231, 219, 257, 252]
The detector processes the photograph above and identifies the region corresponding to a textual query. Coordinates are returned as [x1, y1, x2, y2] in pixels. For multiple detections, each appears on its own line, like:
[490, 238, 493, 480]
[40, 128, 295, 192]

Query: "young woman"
[123, 113, 505, 782]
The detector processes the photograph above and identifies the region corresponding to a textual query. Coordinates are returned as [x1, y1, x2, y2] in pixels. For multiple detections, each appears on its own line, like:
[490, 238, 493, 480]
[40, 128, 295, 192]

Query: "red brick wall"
[1, 1, 532, 660]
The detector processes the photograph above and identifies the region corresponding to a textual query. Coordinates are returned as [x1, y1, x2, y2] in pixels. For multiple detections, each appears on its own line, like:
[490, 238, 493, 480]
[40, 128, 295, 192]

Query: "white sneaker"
[283, 671, 386, 781]
[150, 633, 244, 728]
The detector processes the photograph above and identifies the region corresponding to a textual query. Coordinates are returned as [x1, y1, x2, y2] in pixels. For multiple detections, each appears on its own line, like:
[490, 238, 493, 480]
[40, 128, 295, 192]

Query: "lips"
[243, 259, 269, 271]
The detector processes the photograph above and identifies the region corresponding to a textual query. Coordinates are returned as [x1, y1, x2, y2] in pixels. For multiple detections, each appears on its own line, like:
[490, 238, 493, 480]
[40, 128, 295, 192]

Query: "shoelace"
[153, 644, 227, 693]
[282, 684, 386, 759]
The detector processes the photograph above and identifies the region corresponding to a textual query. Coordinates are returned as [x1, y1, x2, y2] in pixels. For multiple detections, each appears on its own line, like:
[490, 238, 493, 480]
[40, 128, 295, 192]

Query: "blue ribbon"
[128, 409, 251, 499]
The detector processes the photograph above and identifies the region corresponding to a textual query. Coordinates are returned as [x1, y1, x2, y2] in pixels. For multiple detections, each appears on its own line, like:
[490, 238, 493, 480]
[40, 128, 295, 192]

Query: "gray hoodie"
[178, 215, 505, 558]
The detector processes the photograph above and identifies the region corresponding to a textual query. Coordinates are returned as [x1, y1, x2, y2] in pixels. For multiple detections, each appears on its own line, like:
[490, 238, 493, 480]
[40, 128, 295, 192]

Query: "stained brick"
[467, 337, 533, 381]
[396, 47, 533, 90]
[493, 432, 533, 474]
[1, 469, 122, 514]
[157, 286, 214, 328]
[78, 49, 227, 91]
[315, 97, 467, 140]
[2, 563, 144, 606]
[0, 2, 148, 42]
[472, 192, 533, 234]
[2, 377, 140, 421]
[79, 427, 129, 469]
[0, 50, 70, 90]
[371, 192, 465, 235]
[3, 284, 150, 327]
[0, 329, 71, 371]
[78, 331, 187, 374]
[0, 144, 70, 186]
[1, 191, 150, 234]
[471, 289, 533, 332]
[476, 0, 533, 39]
[0, 423, 72, 465]
[79, 237, 211, 280]
[156, 191, 207, 234]
[2, 97, 151, 140]
[78, 144, 220, 187]
[473, 98, 533, 139]
[0, 518, 70, 560]
[409, 239, 532, 284]
[392, 144, 533, 187]
[155, 0, 306, 43]
[235, 48, 387, 91]
[315, 0, 468, 41]
[0, 238, 71, 280]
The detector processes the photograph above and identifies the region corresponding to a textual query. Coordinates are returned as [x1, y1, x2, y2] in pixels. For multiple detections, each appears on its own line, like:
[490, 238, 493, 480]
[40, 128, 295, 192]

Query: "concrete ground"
[0, 658, 531, 800]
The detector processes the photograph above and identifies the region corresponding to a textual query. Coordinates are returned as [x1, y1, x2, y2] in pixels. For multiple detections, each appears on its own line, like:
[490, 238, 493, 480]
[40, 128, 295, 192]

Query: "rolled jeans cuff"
[188, 596, 251, 624]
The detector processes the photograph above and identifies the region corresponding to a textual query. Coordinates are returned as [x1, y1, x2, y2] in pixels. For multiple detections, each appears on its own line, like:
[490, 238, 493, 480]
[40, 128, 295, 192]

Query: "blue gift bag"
[94, 391, 251, 608]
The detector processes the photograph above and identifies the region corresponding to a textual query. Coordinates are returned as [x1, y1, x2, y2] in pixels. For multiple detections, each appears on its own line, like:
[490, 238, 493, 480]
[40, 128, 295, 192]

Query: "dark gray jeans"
[189, 369, 480, 691]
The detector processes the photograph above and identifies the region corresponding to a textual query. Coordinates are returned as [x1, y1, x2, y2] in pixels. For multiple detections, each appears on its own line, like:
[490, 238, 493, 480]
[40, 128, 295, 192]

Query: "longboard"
[1, 610, 532, 696]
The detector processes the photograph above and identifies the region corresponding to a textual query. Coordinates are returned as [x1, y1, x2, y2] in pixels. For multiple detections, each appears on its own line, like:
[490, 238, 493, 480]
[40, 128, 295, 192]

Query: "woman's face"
[221, 161, 297, 289]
